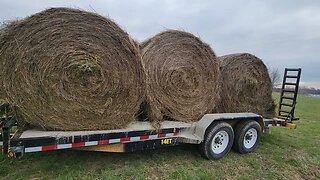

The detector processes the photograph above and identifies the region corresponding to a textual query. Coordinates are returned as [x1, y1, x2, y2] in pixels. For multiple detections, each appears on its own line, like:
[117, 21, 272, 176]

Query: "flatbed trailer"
[0, 113, 297, 160]
[0, 68, 302, 160]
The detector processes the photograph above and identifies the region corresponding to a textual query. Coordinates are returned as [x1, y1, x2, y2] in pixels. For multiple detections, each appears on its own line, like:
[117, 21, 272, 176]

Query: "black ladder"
[278, 68, 302, 122]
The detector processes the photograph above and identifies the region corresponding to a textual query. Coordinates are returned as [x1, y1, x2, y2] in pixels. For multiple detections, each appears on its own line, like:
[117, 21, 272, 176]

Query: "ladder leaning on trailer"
[264, 68, 302, 129]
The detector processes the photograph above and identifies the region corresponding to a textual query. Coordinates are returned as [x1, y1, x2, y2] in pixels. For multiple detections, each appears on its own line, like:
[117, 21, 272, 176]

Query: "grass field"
[1, 94, 319, 180]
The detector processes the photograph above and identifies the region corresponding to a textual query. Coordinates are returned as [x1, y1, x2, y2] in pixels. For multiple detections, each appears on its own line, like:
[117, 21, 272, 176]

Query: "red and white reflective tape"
[267, 124, 282, 127]
[24, 133, 176, 153]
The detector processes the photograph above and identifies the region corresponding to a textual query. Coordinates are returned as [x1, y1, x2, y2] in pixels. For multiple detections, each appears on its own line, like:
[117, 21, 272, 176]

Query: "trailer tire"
[233, 120, 261, 154]
[199, 121, 234, 160]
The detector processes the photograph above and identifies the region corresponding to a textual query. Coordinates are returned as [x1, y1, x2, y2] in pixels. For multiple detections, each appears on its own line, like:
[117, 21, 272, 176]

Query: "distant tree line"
[273, 86, 320, 95]
[268, 67, 319, 95]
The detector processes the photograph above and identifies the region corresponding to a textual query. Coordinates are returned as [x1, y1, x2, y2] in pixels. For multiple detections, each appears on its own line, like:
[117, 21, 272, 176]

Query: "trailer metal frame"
[1, 113, 296, 158]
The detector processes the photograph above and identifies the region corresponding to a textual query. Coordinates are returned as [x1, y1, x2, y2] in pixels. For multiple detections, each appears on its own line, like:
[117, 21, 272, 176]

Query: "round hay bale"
[140, 30, 219, 123]
[0, 8, 145, 130]
[218, 53, 275, 117]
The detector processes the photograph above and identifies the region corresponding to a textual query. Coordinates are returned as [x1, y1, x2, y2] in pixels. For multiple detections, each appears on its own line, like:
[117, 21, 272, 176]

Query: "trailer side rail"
[2, 119, 189, 157]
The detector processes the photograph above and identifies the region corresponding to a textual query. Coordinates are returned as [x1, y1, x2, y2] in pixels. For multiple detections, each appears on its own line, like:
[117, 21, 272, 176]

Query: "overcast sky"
[1, 0, 319, 88]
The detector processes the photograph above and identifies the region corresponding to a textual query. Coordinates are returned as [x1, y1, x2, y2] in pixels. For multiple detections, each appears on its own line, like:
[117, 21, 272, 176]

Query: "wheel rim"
[243, 128, 258, 149]
[211, 130, 229, 154]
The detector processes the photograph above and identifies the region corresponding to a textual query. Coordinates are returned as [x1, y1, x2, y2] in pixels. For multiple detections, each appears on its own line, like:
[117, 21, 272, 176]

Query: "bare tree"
[269, 67, 281, 87]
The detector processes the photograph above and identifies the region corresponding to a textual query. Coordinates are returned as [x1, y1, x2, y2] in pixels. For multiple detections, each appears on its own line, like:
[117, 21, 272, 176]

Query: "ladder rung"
[283, 89, 295, 93]
[281, 96, 294, 100]
[284, 82, 297, 86]
[278, 115, 290, 119]
[286, 68, 300, 71]
[280, 110, 291, 114]
[277, 115, 299, 121]
[286, 76, 298, 78]
[280, 103, 293, 107]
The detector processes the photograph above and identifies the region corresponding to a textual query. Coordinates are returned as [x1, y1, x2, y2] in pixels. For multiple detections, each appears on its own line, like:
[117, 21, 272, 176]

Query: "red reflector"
[140, 135, 149, 140]
[72, 142, 85, 148]
[158, 134, 166, 138]
[42, 145, 57, 151]
[98, 140, 109, 145]
[120, 137, 130, 142]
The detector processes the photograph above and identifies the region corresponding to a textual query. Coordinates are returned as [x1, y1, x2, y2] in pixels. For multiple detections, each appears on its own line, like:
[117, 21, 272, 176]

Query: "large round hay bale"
[217, 53, 275, 117]
[0, 8, 145, 130]
[140, 30, 219, 123]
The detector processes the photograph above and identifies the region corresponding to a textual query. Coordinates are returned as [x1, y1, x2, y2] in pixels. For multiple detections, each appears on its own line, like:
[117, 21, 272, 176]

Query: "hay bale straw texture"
[0, 8, 145, 130]
[218, 53, 275, 117]
[141, 30, 219, 123]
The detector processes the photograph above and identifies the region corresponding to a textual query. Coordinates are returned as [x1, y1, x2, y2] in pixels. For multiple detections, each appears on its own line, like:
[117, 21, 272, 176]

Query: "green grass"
[1, 94, 320, 179]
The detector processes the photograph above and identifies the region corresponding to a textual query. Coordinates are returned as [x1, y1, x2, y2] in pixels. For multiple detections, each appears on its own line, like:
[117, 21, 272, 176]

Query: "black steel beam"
[2, 117, 16, 155]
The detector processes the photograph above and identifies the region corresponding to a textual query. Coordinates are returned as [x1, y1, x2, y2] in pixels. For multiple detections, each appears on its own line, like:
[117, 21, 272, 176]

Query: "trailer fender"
[194, 113, 263, 142]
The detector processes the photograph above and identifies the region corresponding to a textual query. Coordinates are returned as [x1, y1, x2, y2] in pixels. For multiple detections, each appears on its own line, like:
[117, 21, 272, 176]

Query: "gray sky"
[1, 0, 319, 88]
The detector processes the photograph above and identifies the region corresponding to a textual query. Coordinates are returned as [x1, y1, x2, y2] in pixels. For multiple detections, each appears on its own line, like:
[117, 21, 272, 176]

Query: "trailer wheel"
[199, 122, 234, 160]
[233, 120, 261, 154]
